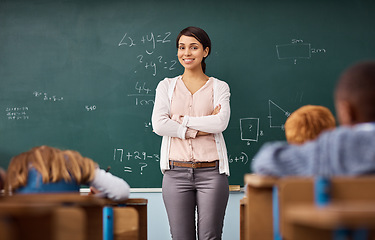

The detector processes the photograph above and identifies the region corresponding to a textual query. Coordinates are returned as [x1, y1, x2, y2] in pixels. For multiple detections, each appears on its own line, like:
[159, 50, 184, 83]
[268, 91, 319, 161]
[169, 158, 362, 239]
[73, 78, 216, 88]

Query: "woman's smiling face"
[177, 35, 209, 72]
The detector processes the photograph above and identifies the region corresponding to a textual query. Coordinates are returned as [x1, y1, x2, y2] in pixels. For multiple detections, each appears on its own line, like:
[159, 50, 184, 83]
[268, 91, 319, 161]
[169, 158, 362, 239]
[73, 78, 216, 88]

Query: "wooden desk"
[112, 207, 139, 240]
[105, 198, 148, 240]
[0, 193, 106, 240]
[0, 203, 86, 240]
[0, 194, 147, 240]
[286, 203, 375, 240]
[278, 176, 375, 240]
[242, 174, 278, 240]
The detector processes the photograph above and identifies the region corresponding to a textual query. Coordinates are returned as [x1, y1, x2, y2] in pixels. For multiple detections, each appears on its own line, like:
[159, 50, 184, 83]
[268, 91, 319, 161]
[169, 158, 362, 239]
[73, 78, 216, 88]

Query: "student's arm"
[252, 126, 375, 177]
[251, 128, 347, 177]
[89, 168, 130, 201]
[251, 142, 316, 177]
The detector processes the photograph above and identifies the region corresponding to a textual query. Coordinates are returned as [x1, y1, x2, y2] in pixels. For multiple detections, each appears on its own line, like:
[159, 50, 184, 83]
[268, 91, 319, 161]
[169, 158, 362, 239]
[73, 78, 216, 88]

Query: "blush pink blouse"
[169, 78, 219, 162]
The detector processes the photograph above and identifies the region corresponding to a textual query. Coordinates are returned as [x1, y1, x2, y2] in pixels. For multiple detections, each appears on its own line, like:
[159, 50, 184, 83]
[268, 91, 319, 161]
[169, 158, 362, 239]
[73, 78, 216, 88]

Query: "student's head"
[176, 26, 211, 73]
[0, 167, 6, 191]
[285, 105, 336, 145]
[335, 61, 375, 126]
[5, 145, 97, 193]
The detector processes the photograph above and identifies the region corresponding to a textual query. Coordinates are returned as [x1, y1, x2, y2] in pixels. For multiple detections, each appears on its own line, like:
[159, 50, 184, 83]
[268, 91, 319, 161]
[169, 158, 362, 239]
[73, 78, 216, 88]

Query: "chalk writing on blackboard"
[228, 152, 249, 165]
[276, 39, 326, 64]
[118, 32, 171, 48]
[124, 166, 132, 173]
[139, 163, 147, 175]
[113, 148, 159, 175]
[136, 54, 177, 77]
[114, 148, 124, 162]
[268, 100, 290, 130]
[85, 105, 96, 111]
[240, 118, 260, 144]
[118, 32, 177, 77]
[127, 82, 155, 106]
[6, 107, 29, 120]
[33, 91, 63, 101]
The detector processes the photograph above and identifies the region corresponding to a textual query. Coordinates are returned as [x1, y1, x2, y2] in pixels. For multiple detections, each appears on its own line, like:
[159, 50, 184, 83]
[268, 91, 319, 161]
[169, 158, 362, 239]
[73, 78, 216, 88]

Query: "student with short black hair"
[252, 61, 375, 177]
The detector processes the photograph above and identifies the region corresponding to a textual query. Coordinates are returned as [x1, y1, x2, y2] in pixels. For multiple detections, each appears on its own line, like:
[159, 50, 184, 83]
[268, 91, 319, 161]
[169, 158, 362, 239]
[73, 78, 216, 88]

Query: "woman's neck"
[182, 69, 208, 83]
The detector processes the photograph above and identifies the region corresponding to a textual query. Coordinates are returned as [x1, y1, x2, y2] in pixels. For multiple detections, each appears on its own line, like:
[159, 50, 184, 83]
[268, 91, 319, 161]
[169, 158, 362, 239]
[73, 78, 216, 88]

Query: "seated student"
[0, 167, 6, 193]
[284, 105, 336, 145]
[252, 61, 375, 177]
[4, 146, 130, 201]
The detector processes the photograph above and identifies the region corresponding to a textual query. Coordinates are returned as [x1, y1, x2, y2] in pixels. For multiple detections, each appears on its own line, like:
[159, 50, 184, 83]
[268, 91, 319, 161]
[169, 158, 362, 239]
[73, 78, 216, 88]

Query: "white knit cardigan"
[151, 76, 231, 175]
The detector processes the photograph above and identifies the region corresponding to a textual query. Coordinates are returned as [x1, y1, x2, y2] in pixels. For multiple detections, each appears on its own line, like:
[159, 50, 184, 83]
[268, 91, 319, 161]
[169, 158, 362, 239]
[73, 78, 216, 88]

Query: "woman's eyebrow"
[179, 42, 199, 46]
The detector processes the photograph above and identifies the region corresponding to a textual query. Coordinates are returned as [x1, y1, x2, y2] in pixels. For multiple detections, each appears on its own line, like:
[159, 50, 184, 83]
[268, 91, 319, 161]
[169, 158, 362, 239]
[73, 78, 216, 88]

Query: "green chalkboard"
[1, 0, 375, 188]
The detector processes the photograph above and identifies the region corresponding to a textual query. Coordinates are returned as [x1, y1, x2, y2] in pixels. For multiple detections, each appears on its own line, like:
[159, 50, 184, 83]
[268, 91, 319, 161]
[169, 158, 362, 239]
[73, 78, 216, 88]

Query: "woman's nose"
[184, 49, 191, 56]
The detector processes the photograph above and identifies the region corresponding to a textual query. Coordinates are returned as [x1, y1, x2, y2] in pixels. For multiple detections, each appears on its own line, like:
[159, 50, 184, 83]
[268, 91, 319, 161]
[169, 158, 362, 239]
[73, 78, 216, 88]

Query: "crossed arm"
[151, 79, 230, 140]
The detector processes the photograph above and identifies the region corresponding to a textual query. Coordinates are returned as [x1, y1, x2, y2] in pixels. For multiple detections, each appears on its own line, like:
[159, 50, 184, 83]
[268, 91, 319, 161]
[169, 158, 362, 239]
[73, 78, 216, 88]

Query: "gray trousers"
[162, 162, 229, 240]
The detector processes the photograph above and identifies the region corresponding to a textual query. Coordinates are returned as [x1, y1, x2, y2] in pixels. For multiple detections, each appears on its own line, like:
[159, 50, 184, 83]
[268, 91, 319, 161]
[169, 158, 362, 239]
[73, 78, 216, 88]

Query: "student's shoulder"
[354, 122, 375, 132]
[329, 123, 375, 135]
[316, 123, 375, 145]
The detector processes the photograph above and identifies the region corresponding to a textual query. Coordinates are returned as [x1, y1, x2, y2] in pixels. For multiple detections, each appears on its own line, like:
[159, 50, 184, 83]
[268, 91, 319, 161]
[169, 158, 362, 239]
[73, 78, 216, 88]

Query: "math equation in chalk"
[6, 107, 29, 120]
[118, 31, 178, 77]
[127, 81, 155, 106]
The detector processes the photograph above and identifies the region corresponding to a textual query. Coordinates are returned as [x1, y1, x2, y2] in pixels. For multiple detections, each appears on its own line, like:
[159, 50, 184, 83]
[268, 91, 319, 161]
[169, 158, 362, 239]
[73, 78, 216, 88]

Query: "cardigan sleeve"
[151, 78, 188, 139]
[184, 80, 231, 133]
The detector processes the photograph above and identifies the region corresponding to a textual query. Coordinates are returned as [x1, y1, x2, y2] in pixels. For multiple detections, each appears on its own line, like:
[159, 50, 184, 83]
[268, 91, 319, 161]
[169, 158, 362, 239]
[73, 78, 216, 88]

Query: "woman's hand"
[89, 186, 100, 195]
[211, 104, 221, 115]
[197, 105, 221, 136]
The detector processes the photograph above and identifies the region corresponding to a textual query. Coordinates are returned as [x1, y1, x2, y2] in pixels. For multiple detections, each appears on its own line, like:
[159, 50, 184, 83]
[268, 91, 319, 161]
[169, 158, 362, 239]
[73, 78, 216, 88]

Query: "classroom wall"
[131, 192, 243, 240]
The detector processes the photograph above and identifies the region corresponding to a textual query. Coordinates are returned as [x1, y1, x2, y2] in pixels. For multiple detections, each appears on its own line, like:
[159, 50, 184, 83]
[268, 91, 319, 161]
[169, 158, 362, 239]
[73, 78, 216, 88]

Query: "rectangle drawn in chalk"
[276, 43, 311, 59]
[240, 118, 259, 142]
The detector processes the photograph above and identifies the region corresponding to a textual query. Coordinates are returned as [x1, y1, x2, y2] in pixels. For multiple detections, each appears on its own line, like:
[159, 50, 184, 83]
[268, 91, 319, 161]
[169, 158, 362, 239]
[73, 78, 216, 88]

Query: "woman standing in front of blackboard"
[152, 26, 231, 240]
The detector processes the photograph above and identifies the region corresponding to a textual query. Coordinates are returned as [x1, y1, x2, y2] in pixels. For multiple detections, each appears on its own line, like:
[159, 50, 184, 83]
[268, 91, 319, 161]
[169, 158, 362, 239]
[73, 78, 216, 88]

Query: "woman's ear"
[203, 47, 209, 58]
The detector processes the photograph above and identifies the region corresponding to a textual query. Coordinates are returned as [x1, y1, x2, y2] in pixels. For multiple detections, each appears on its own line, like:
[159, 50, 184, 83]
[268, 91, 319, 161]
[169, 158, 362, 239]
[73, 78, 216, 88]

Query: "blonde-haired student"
[285, 105, 336, 145]
[5, 146, 130, 201]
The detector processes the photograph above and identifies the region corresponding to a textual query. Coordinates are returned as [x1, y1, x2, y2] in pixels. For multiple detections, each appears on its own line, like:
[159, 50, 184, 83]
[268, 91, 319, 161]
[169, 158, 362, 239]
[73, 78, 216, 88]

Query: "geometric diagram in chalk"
[240, 118, 260, 143]
[268, 100, 291, 130]
[276, 43, 311, 64]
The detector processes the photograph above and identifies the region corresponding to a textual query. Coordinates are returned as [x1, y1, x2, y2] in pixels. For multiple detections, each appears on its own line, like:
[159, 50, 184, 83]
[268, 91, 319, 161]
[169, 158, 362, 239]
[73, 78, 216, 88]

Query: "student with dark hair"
[0, 167, 6, 193]
[284, 105, 336, 145]
[252, 61, 375, 177]
[152, 26, 231, 240]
